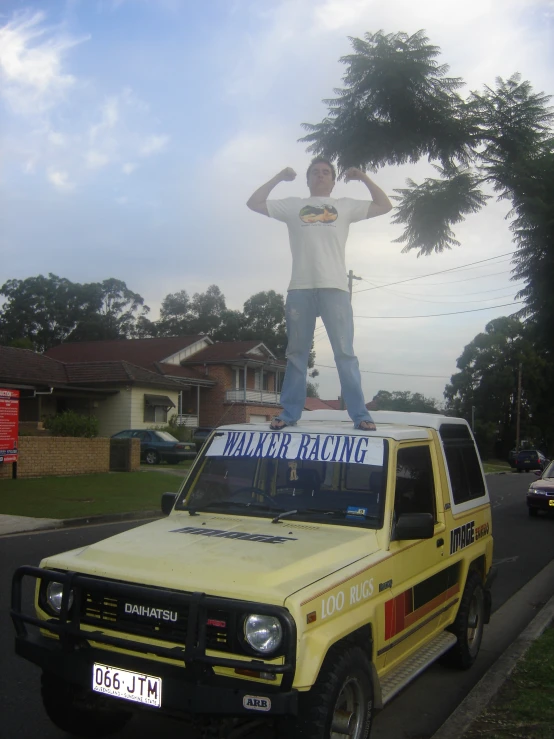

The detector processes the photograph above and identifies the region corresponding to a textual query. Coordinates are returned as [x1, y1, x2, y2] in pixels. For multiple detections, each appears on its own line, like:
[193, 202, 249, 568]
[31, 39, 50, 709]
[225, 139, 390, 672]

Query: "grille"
[80, 590, 231, 652]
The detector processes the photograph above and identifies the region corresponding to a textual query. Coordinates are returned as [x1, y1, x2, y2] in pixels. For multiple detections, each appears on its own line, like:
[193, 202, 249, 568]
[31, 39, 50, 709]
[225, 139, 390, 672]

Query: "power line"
[353, 251, 515, 294]
[353, 300, 522, 319]
[314, 363, 450, 379]
[372, 282, 524, 298]
[365, 284, 519, 305]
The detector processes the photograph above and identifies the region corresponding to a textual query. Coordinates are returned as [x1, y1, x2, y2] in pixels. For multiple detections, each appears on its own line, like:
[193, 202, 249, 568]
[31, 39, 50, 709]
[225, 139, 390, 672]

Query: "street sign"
[0, 388, 20, 463]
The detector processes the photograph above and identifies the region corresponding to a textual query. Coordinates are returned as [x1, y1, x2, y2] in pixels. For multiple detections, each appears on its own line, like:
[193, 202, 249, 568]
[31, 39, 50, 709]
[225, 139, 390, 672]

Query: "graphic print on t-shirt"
[299, 204, 338, 224]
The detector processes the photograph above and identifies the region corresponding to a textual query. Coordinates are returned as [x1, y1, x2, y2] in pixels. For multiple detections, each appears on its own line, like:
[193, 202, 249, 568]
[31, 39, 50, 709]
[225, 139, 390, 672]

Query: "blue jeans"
[276, 289, 374, 426]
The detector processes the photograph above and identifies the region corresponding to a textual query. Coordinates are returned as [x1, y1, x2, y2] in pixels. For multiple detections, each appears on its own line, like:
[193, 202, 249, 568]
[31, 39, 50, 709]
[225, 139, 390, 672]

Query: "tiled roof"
[45, 336, 208, 365]
[304, 397, 338, 411]
[153, 362, 210, 382]
[0, 346, 184, 392]
[0, 346, 69, 386]
[64, 361, 183, 389]
[183, 341, 285, 367]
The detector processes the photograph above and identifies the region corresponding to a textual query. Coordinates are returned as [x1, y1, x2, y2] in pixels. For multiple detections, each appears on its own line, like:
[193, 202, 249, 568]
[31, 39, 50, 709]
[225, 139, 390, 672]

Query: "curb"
[60, 509, 162, 528]
[431, 593, 554, 739]
[0, 510, 162, 536]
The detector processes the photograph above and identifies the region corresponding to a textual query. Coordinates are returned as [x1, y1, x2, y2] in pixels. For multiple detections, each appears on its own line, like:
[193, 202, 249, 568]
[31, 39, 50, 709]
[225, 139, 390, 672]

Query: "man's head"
[306, 158, 336, 197]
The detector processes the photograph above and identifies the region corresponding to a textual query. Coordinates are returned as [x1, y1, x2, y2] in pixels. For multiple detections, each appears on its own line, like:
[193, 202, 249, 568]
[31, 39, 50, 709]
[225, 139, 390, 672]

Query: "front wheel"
[144, 449, 159, 465]
[41, 672, 131, 738]
[443, 570, 485, 670]
[281, 644, 373, 739]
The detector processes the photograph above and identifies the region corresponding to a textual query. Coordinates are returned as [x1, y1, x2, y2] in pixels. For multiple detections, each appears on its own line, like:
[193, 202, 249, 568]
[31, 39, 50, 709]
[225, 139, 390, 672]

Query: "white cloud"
[0, 10, 88, 115]
[47, 168, 75, 190]
[122, 162, 137, 174]
[85, 150, 110, 169]
[139, 134, 169, 156]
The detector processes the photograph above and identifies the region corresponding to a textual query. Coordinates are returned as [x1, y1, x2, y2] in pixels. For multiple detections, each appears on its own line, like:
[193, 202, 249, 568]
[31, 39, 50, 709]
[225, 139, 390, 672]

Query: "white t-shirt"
[266, 196, 370, 291]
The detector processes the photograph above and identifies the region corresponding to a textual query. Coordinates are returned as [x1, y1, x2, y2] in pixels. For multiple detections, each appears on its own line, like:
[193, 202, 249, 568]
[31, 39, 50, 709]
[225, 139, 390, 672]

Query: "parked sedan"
[111, 430, 196, 465]
[514, 449, 548, 473]
[527, 460, 554, 516]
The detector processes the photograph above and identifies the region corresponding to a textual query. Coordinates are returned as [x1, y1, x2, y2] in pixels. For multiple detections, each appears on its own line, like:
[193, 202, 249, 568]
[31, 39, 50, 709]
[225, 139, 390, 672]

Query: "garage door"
[249, 414, 267, 423]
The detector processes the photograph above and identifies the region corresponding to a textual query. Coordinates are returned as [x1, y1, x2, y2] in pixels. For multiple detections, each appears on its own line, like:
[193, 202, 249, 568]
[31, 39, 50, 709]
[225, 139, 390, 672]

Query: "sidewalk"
[0, 509, 161, 536]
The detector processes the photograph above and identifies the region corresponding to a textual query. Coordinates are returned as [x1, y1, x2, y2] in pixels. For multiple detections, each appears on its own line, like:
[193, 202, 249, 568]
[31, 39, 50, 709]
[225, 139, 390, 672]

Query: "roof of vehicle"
[219, 410, 470, 443]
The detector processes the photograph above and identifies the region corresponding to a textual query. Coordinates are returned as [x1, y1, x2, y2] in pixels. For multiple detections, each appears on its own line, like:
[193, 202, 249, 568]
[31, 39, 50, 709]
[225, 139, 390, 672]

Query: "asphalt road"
[1, 472, 553, 739]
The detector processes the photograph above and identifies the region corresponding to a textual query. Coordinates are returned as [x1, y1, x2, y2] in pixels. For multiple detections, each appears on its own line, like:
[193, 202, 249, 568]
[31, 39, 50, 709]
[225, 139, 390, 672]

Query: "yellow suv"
[12, 410, 495, 739]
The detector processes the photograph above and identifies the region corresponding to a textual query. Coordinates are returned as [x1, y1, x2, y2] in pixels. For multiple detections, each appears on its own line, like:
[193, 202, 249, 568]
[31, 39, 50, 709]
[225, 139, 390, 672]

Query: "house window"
[143, 394, 175, 424]
[144, 405, 168, 423]
[254, 371, 269, 391]
[234, 368, 245, 390]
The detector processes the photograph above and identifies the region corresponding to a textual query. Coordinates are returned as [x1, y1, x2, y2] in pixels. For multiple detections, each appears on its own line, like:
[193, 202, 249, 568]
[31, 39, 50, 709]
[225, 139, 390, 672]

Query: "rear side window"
[440, 424, 485, 505]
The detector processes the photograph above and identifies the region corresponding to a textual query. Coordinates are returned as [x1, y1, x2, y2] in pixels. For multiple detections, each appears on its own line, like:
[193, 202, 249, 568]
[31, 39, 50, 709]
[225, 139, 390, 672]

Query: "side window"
[440, 424, 485, 505]
[394, 446, 436, 520]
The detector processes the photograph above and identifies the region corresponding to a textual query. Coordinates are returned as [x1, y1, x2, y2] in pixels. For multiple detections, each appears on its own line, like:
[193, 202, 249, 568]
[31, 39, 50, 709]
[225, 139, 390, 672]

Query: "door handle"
[436, 538, 444, 548]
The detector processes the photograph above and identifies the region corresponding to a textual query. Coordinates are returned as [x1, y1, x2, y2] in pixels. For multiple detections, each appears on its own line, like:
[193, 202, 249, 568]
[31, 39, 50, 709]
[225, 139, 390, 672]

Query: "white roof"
[301, 409, 467, 430]
[219, 409, 469, 442]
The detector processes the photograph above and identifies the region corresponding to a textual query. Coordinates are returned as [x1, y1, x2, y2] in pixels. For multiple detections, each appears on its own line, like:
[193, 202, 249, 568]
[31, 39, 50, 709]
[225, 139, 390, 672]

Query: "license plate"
[92, 663, 162, 707]
[549, 500, 554, 507]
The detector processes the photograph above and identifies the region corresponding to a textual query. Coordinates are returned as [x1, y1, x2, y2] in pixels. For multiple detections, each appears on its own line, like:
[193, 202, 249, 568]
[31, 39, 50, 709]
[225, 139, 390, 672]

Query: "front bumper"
[11, 566, 298, 718]
[527, 494, 554, 512]
[15, 633, 298, 716]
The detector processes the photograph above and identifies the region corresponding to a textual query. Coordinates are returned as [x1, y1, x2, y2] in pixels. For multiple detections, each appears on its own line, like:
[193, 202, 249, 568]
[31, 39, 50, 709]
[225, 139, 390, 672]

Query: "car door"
[380, 443, 454, 669]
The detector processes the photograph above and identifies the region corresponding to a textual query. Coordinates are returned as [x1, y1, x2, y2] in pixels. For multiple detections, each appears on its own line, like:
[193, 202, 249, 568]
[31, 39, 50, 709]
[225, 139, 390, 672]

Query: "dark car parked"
[111, 429, 196, 465]
[527, 460, 554, 516]
[515, 449, 548, 473]
[192, 426, 214, 452]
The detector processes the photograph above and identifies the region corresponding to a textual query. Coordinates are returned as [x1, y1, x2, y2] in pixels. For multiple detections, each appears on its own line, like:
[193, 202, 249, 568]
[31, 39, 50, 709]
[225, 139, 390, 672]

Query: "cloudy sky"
[1, 0, 553, 405]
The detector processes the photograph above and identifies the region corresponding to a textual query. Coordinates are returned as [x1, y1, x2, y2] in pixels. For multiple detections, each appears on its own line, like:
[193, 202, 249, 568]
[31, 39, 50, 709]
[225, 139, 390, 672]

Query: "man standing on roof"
[247, 158, 392, 431]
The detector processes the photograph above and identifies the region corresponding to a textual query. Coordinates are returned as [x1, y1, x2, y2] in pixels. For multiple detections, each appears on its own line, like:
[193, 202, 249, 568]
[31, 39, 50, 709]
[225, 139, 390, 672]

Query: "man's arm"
[246, 168, 297, 216]
[344, 168, 393, 218]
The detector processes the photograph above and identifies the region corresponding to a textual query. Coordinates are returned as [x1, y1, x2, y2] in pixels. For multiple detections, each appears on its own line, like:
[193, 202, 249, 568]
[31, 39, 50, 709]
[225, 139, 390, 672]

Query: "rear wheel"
[41, 672, 131, 738]
[144, 449, 159, 465]
[443, 570, 485, 669]
[282, 644, 373, 739]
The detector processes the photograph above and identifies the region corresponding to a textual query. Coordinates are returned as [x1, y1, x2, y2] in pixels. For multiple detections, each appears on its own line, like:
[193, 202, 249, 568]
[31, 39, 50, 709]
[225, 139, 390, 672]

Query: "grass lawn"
[483, 459, 513, 474]
[0, 471, 185, 519]
[462, 626, 554, 738]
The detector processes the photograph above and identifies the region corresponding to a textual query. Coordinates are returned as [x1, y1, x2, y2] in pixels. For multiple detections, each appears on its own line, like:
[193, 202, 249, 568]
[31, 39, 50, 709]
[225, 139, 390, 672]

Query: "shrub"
[43, 411, 99, 438]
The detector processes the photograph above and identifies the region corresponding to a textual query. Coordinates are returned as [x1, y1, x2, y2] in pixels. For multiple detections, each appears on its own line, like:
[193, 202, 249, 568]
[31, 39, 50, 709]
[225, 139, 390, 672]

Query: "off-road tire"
[281, 644, 373, 739]
[144, 449, 160, 465]
[41, 672, 132, 738]
[443, 570, 485, 670]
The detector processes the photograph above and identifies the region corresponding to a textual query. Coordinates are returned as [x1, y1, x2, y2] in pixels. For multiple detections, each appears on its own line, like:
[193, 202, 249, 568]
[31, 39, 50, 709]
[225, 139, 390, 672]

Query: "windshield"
[542, 461, 554, 478]
[155, 431, 178, 442]
[175, 429, 388, 528]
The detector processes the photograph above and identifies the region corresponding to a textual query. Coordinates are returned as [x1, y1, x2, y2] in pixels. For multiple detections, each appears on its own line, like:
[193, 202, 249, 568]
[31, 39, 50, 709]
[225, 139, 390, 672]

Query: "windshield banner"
[206, 431, 384, 466]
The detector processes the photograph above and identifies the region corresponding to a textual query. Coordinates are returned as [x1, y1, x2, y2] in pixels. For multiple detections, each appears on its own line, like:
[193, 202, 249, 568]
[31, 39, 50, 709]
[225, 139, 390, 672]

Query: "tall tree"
[444, 317, 551, 456]
[0, 274, 150, 350]
[369, 390, 441, 414]
[301, 31, 554, 335]
[239, 290, 287, 357]
[0, 274, 99, 351]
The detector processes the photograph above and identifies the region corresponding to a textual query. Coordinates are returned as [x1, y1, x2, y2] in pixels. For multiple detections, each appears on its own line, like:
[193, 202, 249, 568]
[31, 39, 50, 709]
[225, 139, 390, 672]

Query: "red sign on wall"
[0, 388, 20, 464]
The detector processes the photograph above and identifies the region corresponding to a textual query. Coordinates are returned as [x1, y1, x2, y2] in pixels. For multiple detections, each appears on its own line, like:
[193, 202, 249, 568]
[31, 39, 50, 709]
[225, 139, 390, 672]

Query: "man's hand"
[344, 167, 365, 182]
[278, 167, 297, 182]
[247, 168, 297, 216]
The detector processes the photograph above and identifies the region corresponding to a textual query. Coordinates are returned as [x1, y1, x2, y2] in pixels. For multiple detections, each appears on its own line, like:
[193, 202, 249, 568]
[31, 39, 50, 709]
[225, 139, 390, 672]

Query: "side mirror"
[161, 492, 177, 516]
[394, 512, 434, 540]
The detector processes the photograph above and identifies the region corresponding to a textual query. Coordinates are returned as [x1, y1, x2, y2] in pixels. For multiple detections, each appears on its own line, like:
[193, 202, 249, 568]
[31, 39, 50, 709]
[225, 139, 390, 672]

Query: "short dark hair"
[306, 157, 336, 182]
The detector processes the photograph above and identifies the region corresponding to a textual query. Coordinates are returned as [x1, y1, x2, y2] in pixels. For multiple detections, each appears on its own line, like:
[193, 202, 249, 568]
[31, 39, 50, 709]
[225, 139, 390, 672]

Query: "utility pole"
[348, 270, 362, 302]
[516, 362, 522, 452]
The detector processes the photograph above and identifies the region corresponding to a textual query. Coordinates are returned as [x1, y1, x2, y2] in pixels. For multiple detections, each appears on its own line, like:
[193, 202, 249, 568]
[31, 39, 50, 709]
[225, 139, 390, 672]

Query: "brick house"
[45, 336, 287, 429]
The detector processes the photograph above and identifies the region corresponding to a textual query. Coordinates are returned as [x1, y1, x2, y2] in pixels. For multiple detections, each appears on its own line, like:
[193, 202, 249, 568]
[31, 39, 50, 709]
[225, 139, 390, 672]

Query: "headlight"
[244, 614, 282, 654]
[46, 581, 74, 614]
